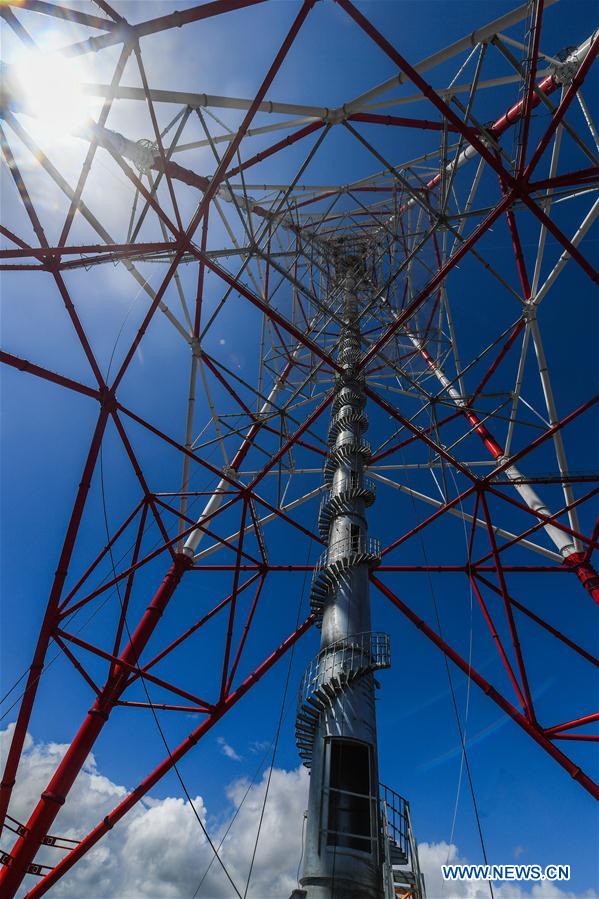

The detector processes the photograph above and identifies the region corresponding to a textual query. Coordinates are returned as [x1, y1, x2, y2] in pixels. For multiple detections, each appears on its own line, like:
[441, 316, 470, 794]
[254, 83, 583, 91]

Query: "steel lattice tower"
[0, 1, 598, 896]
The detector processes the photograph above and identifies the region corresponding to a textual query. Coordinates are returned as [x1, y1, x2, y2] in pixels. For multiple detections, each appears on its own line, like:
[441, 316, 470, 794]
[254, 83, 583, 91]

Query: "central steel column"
[294, 262, 388, 899]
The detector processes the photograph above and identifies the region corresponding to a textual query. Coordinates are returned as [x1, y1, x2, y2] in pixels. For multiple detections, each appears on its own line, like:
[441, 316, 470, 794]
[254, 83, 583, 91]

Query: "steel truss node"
[0, 0, 597, 896]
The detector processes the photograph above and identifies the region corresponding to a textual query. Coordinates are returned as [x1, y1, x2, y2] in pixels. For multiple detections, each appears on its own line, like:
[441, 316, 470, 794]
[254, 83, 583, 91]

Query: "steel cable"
[242, 542, 311, 898]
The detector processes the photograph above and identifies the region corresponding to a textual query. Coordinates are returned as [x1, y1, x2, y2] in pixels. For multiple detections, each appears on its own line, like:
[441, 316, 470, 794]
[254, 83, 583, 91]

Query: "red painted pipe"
[0, 557, 190, 897]
[24, 615, 314, 899]
[414, 338, 599, 603]
[563, 552, 599, 605]
[372, 575, 599, 800]
[0, 412, 108, 837]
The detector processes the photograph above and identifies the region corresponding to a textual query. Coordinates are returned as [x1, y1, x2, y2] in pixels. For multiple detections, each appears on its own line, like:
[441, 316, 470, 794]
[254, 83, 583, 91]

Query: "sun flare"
[10, 49, 95, 143]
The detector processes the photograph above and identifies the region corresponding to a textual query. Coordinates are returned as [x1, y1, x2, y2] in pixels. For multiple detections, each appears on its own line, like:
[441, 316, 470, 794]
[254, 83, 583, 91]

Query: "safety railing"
[333, 473, 376, 497]
[331, 433, 371, 454]
[321, 475, 376, 506]
[327, 533, 381, 562]
[299, 632, 391, 708]
[379, 783, 409, 859]
[312, 534, 382, 580]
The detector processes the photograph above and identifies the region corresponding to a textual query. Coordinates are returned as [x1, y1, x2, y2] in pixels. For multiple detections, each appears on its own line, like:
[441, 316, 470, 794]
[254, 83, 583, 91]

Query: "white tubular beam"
[177, 354, 199, 546]
[172, 116, 318, 155]
[193, 486, 324, 562]
[370, 472, 561, 562]
[504, 324, 531, 457]
[406, 331, 576, 557]
[182, 484, 231, 557]
[501, 467, 576, 557]
[530, 111, 563, 299]
[182, 378, 283, 556]
[533, 196, 599, 305]
[576, 91, 599, 152]
[397, 33, 595, 216]
[494, 32, 562, 66]
[83, 84, 330, 119]
[342, 0, 559, 114]
[529, 317, 582, 548]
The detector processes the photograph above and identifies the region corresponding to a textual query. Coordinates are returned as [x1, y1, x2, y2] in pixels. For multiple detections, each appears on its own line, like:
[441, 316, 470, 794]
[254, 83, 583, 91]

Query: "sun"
[8, 48, 96, 144]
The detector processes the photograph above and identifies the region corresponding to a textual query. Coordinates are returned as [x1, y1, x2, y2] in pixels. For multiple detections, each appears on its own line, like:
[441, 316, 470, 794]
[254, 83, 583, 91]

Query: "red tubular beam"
[0, 350, 100, 400]
[360, 196, 511, 367]
[417, 340, 504, 459]
[219, 501, 248, 700]
[225, 576, 265, 694]
[195, 252, 340, 373]
[11, 0, 118, 30]
[468, 575, 527, 712]
[469, 390, 516, 457]
[563, 552, 599, 605]
[501, 176, 532, 299]
[0, 556, 191, 897]
[514, 0, 544, 177]
[479, 492, 536, 722]
[371, 575, 599, 800]
[473, 573, 599, 668]
[54, 629, 212, 709]
[366, 386, 477, 483]
[24, 615, 315, 899]
[61, 500, 145, 610]
[0, 224, 31, 249]
[529, 166, 599, 191]
[470, 319, 525, 404]
[111, 0, 315, 394]
[524, 33, 599, 179]
[193, 208, 210, 337]
[545, 711, 599, 737]
[132, 574, 261, 682]
[473, 486, 599, 568]
[289, 57, 560, 216]
[0, 241, 174, 260]
[369, 410, 463, 464]
[348, 112, 457, 131]
[414, 339, 599, 603]
[0, 410, 108, 836]
[224, 120, 325, 179]
[339, 0, 597, 284]
[63, 0, 267, 56]
[407, 49, 576, 202]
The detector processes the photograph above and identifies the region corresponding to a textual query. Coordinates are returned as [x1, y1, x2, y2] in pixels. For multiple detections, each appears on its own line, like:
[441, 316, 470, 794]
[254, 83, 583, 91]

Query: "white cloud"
[216, 736, 242, 762]
[417, 841, 598, 899]
[1, 724, 308, 898]
[248, 740, 270, 755]
[1, 725, 595, 899]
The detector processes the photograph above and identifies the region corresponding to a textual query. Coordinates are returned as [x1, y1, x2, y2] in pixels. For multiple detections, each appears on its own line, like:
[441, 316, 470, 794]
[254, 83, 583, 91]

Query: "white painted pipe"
[342, 0, 560, 115]
[182, 379, 282, 556]
[406, 331, 576, 557]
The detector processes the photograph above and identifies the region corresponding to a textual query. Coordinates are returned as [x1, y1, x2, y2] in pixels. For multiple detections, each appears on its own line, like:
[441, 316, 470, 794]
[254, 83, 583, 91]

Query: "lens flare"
[12, 50, 94, 142]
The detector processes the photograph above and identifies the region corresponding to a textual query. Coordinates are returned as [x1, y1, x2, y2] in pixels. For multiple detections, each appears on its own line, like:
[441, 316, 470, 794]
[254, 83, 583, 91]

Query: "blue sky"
[1, 1, 598, 896]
